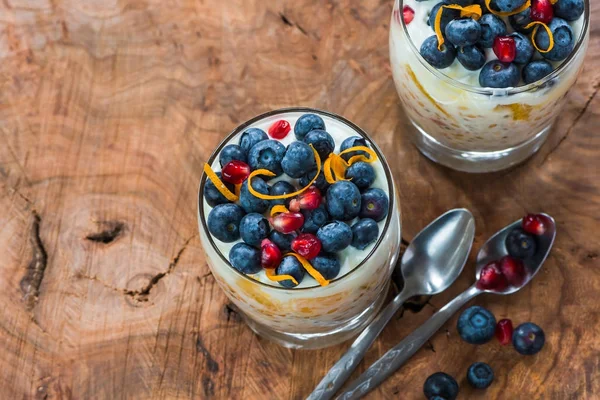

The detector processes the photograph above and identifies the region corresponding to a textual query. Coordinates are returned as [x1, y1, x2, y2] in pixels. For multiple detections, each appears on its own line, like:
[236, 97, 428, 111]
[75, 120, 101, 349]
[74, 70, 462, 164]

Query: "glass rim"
[197, 107, 396, 292]
[395, 0, 591, 95]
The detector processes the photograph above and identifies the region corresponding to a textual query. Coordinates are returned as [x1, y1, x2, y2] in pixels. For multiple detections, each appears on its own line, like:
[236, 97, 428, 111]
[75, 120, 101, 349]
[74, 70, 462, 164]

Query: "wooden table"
[1, 1, 598, 399]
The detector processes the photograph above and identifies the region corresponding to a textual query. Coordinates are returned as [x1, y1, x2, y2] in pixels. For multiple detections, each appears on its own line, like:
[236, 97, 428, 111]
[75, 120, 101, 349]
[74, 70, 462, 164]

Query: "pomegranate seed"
[477, 261, 509, 291]
[530, 0, 554, 24]
[499, 256, 527, 287]
[495, 319, 514, 345]
[493, 36, 516, 63]
[289, 186, 322, 212]
[268, 120, 291, 139]
[522, 214, 546, 235]
[291, 233, 322, 260]
[403, 5, 415, 25]
[270, 212, 304, 234]
[261, 239, 282, 269]
[221, 160, 250, 184]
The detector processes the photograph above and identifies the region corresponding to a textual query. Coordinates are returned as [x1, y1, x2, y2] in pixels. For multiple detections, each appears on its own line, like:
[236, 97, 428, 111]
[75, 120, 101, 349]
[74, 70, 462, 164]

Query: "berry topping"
[423, 372, 459, 400]
[428, 3, 459, 36]
[300, 169, 330, 193]
[207, 203, 246, 243]
[340, 136, 368, 161]
[229, 243, 262, 274]
[239, 177, 270, 213]
[275, 255, 305, 288]
[420, 35, 457, 69]
[534, 18, 574, 61]
[522, 213, 546, 235]
[289, 186, 322, 212]
[493, 36, 517, 62]
[467, 362, 494, 389]
[512, 322, 545, 355]
[505, 228, 537, 259]
[326, 181, 362, 221]
[359, 188, 389, 222]
[495, 318, 514, 345]
[301, 204, 330, 234]
[522, 60, 554, 84]
[345, 161, 375, 190]
[351, 218, 380, 250]
[268, 230, 296, 252]
[204, 163, 239, 202]
[270, 212, 305, 234]
[477, 260, 509, 291]
[479, 60, 520, 88]
[509, 7, 534, 34]
[445, 18, 482, 47]
[530, 0, 554, 24]
[221, 160, 251, 185]
[499, 255, 527, 286]
[291, 233, 322, 260]
[219, 144, 247, 167]
[260, 239, 283, 269]
[478, 13, 507, 48]
[269, 181, 296, 207]
[303, 129, 336, 159]
[281, 141, 317, 178]
[317, 221, 353, 253]
[239, 128, 268, 154]
[494, 0, 527, 13]
[457, 305, 497, 344]
[294, 114, 325, 141]
[311, 253, 341, 280]
[239, 213, 270, 247]
[554, 0, 584, 21]
[204, 172, 235, 207]
[403, 5, 415, 25]
[268, 119, 291, 139]
[457, 45, 487, 71]
[510, 32, 534, 64]
[247, 139, 286, 177]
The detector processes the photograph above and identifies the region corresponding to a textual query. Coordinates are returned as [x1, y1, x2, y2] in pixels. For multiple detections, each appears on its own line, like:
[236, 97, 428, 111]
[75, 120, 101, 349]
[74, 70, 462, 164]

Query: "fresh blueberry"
[204, 172, 234, 207]
[340, 136, 369, 161]
[299, 169, 330, 193]
[239, 177, 270, 213]
[281, 141, 317, 178]
[345, 162, 375, 190]
[219, 144, 247, 167]
[505, 228, 537, 259]
[478, 14, 507, 48]
[311, 252, 341, 280]
[511, 32, 534, 64]
[270, 181, 296, 207]
[326, 181, 362, 221]
[467, 362, 494, 389]
[428, 3, 459, 36]
[269, 230, 296, 252]
[423, 372, 459, 400]
[457, 305, 497, 344]
[247, 139, 286, 177]
[554, 0, 584, 21]
[239, 213, 270, 247]
[229, 243, 261, 274]
[509, 7, 534, 34]
[207, 203, 245, 243]
[239, 128, 268, 154]
[494, 0, 526, 12]
[446, 18, 481, 47]
[535, 18, 575, 61]
[302, 204, 330, 234]
[294, 113, 326, 141]
[457, 45, 486, 71]
[359, 188, 389, 222]
[317, 221, 353, 252]
[351, 218, 379, 250]
[276, 255, 305, 288]
[513, 322, 545, 355]
[443, 0, 474, 5]
[303, 129, 335, 160]
[479, 61, 520, 88]
[421, 35, 457, 69]
[522, 60, 554, 84]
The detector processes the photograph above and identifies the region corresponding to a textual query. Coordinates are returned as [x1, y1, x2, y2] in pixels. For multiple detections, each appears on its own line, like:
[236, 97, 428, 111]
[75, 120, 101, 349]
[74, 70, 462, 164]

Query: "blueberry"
[317, 221, 353, 252]
[522, 60, 554, 84]
[270, 181, 296, 207]
[351, 218, 379, 250]
[345, 162, 375, 190]
[494, 0, 526, 12]
[219, 144, 247, 167]
[294, 113, 326, 140]
[509, 7, 534, 34]
[505, 228, 537, 259]
[554, 0, 584, 21]
[281, 141, 317, 178]
[303, 129, 335, 160]
[511, 32, 534, 64]
[239, 213, 270, 247]
[457, 45, 486, 71]
[239, 128, 268, 154]
[276, 255, 305, 288]
[457, 305, 496, 344]
[359, 188, 389, 222]
[420, 35, 457, 69]
[478, 14, 507, 48]
[445, 18, 481, 47]
[513, 322, 545, 355]
[302, 204, 330, 234]
[269, 230, 296, 252]
[311, 252, 341, 280]
[443, 0, 473, 5]
[204, 172, 235, 207]
[340, 136, 369, 161]
[247, 140, 286, 177]
[299, 169, 330, 193]
[535, 18, 575, 61]
[467, 362, 494, 389]
[326, 181, 362, 221]
[207, 203, 245, 243]
[479, 61, 520, 88]
[428, 3, 459, 36]
[229, 243, 261, 274]
[239, 177, 270, 213]
[423, 372, 459, 400]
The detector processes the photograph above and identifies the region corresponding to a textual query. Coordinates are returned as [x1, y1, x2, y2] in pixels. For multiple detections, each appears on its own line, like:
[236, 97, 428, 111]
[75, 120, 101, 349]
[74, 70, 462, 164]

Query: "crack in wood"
[196, 337, 219, 373]
[279, 12, 308, 36]
[20, 211, 48, 312]
[86, 221, 125, 244]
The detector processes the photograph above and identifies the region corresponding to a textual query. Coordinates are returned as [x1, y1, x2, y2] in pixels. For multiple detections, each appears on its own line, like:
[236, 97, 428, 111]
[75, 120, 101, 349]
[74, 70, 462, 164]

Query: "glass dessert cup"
[389, 0, 590, 173]
[198, 108, 402, 349]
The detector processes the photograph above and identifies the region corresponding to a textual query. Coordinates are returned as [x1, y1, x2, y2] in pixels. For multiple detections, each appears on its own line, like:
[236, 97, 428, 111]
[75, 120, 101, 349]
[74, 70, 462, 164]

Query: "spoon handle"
[336, 285, 481, 400]
[307, 290, 412, 400]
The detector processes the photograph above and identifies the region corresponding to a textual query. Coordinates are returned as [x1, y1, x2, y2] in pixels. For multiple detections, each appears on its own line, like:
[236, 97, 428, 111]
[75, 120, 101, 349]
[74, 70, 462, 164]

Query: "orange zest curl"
[203, 163, 239, 202]
[323, 146, 379, 184]
[265, 267, 298, 286]
[270, 205, 290, 216]
[286, 253, 330, 287]
[526, 21, 555, 53]
[484, 0, 531, 17]
[435, 4, 483, 50]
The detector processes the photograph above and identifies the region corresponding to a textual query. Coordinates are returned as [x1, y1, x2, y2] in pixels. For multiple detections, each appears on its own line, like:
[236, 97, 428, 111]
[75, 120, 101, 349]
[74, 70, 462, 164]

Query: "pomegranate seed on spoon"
[522, 214, 546, 235]
[289, 186, 322, 212]
[499, 256, 527, 286]
[221, 160, 251, 184]
[493, 36, 517, 63]
[403, 5, 415, 25]
[268, 120, 291, 139]
[495, 319, 514, 345]
[261, 239, 282, 269]
[291, 233, 322, 260]
[477, 261, 509, 291]
[530, 0, 554, 24]
[270, 212, 304, 234]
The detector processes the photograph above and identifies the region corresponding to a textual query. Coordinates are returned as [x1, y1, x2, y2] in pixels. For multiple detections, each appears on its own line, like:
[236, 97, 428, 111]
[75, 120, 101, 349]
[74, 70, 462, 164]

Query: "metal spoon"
[308, 209, 475, 400]
[337, 214, 557, 400]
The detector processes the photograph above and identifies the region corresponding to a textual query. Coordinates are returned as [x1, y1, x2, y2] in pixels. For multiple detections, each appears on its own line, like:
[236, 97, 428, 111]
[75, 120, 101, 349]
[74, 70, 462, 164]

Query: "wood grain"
[0, 0, 598, 399]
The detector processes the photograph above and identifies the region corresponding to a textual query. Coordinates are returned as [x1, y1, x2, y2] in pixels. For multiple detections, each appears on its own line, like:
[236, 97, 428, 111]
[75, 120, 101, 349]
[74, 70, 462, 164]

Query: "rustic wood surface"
[0, 0, 598, 399]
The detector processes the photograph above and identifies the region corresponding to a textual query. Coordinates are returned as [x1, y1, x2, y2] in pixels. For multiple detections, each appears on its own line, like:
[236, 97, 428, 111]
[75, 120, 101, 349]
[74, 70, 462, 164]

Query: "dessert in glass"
[198, 108, 402, 349]
[390, 0, 589, 172]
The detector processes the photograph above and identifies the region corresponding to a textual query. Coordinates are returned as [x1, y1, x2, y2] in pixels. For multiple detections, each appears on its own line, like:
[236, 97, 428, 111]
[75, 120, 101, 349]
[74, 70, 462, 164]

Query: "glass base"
[410, 120, 552, 173]
[239, 282, 390, 350]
